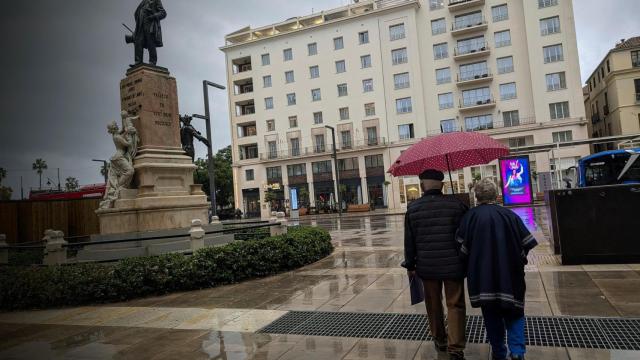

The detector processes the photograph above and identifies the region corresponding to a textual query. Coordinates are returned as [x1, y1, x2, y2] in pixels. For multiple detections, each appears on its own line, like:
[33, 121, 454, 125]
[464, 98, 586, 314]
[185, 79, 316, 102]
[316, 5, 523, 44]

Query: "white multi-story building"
[221, 0, 589, 218]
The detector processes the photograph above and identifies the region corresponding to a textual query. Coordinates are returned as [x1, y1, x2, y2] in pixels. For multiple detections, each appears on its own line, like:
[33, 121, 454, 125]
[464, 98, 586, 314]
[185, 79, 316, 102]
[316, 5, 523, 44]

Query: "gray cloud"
[0, 0, 636, 198]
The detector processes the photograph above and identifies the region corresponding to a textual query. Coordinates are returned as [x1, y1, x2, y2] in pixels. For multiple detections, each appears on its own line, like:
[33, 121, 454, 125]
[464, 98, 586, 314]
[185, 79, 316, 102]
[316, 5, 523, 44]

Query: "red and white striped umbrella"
[388, 132, 509, 177]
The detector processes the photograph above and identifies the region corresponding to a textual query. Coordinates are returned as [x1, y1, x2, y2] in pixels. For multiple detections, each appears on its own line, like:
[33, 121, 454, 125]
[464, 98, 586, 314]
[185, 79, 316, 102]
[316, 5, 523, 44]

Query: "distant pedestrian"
[456, 179, 538, 360]
[403, 169, 469, 360]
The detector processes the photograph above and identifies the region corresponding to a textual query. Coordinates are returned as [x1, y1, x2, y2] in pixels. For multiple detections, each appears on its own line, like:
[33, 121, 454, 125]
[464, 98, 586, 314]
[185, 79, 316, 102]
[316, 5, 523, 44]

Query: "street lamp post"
[193, 80, 226, 222]
[92, 159, 108, 184]
[325, 125, 342, 216]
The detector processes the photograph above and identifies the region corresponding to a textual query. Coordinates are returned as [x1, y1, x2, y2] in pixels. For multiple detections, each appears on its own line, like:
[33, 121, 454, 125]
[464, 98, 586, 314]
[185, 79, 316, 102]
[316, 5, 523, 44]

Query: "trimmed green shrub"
[0, 226, 333, 310]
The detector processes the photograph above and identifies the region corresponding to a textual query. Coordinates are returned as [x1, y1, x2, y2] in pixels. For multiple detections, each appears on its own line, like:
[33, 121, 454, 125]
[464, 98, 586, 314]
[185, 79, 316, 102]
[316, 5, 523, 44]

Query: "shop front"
[366, 176, 385, 207]
[242, 188, 260, 218]
[339, 177, 362, 206]
[313, 181, 336, 213]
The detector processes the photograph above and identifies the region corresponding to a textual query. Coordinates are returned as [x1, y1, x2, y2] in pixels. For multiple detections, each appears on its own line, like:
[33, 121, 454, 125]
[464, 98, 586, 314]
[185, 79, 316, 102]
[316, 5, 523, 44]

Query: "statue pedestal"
[96, 64, 208, 235]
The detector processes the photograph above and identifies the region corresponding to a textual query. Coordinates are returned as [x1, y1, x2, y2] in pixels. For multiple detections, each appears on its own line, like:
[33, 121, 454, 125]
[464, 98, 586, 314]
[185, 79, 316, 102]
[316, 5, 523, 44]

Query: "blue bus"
[577, 148, 640, 187]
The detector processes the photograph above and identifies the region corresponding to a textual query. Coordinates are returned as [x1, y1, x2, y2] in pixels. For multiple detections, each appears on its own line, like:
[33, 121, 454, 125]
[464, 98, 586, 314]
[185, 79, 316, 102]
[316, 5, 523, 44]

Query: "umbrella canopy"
[388, 132, 509, 176]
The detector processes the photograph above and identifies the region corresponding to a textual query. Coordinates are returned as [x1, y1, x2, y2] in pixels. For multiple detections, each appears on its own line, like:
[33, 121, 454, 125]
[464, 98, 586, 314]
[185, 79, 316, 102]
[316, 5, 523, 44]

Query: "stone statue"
[99, 111, 140, 209]
[180, 115, 209, 161]
[125, 0, 167, 67]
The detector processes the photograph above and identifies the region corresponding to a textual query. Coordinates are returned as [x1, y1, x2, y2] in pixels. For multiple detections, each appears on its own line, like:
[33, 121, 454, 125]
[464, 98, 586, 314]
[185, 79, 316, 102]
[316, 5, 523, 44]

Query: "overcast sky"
[0, 0, 638, 198]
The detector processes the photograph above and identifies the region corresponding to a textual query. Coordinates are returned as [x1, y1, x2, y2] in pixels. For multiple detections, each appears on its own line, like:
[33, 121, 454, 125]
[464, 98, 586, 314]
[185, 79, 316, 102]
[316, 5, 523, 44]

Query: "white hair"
[474, 178, 498, 203]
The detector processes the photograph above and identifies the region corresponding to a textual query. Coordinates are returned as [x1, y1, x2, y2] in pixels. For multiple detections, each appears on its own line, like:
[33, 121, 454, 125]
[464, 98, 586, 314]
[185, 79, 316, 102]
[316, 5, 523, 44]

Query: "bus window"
[585, 164, 609, 186]
[620, 156, 640, 183]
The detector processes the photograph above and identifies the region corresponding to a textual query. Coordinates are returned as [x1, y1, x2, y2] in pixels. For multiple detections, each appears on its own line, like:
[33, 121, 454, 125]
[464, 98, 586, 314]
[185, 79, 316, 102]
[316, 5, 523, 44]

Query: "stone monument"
[95, 2, 208, 235]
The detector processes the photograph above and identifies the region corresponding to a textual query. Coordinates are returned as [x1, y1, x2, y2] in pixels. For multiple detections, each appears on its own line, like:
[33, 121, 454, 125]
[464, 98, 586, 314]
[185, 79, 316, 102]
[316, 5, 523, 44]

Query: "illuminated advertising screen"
[290, 188, 299, 211]
[499, 156, 533, 206]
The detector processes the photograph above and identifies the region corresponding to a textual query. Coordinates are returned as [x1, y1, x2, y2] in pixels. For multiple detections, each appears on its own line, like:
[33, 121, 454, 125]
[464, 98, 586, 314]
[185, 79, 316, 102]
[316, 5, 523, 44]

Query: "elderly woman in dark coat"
[456, 179, 537, 360]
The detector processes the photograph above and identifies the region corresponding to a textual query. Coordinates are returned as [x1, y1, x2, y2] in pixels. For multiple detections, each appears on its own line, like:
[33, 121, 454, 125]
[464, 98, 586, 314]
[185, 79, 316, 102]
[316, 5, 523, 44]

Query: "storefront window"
[405, 184, 421, 203]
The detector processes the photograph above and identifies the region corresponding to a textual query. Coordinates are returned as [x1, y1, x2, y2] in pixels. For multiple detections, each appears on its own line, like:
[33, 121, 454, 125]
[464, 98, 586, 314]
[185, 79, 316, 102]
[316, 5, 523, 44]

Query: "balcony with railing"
[233, 78, 254, 97]
[257, 138, 388, 161]
[231, 56, 252, 75]
[238, 144, 259, 161]
[459, 95, 495, 112]
[448, 0, 485, 12]
[451, 16, 487, 36]
[454, 42, 490, 61]
[236, 122, 257, 139]
[429, 116, 574, 136]
[234, 99, 255, 117]
[456, 69, 492, 86]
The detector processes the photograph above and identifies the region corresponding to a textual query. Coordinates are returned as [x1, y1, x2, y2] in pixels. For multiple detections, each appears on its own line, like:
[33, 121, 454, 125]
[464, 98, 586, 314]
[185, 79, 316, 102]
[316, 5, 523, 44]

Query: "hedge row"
[0, 226, 333, 310]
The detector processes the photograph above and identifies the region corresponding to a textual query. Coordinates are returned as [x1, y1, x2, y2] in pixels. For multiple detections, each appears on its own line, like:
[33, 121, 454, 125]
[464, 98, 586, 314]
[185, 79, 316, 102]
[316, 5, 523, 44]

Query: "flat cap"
[419, 169, 445, 181]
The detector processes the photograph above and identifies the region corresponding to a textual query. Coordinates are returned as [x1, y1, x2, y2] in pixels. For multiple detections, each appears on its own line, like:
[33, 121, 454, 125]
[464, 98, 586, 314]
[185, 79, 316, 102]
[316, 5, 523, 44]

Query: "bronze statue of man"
[180, 115, 210, 161]
[129, 0, 167, 66]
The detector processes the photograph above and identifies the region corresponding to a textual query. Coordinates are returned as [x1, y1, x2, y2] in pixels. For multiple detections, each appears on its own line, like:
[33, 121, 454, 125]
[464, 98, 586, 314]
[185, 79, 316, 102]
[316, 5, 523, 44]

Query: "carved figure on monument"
[99, 111, 140, 209]
[125, 0, 167, 67]
[180, 115, 210, 161]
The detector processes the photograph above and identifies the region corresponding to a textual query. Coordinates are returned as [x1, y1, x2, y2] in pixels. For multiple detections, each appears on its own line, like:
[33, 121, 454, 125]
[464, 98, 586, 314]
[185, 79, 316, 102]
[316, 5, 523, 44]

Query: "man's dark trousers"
[135, 29, 157, 65]
[422, 279, 466, 354]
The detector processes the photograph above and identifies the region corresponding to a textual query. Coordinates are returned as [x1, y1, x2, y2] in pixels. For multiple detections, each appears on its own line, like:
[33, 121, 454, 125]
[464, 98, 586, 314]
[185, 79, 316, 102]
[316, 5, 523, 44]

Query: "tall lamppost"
[192, 80, 226, 222]
[325, 125, 342, 216]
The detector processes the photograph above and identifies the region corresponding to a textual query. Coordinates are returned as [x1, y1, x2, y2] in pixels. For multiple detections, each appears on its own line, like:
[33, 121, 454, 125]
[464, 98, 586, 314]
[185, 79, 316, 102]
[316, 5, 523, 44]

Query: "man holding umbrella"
[403, 169, 468, 359]
[393, 131, 510, 359]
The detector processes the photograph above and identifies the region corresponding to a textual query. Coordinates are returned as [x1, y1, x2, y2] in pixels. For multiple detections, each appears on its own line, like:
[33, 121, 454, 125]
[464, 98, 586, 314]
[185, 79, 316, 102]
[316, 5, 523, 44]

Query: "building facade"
[584, 37, 640, 152]
[221, 0, 589, 218]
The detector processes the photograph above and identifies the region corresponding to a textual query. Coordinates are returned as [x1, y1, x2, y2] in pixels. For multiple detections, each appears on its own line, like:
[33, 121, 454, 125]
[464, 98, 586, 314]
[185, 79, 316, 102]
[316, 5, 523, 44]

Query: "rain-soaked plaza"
[1, 207, 639, 359]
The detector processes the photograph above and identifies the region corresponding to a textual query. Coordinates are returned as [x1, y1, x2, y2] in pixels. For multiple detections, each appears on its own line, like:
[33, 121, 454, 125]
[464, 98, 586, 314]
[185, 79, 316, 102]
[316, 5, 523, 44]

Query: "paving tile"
[275, 296, 330, 311]
[343, 339, 422, 359]
[588, 271, 640, 280]
[414, 342, 489, 360]
[525, 345, 570, 359]
[582, 265, 632, 272]
[340, 289, 403, 313]
[0, 324, 90, 352]
[592, 279, 640, 304]
[541, 271, 600, 290]
[566, 348, 640, 359]
[216, 310, 287, 333]
[524, 300, 554, 316]
[545, 289, 619, 316]
[135, 307, 211, 329]
[0, 307, 95, 325]
[368, 274, 409, 290]
[175, 308, 250, 330]
[611, 303, 640, 317]
[276, 336, 358, 360]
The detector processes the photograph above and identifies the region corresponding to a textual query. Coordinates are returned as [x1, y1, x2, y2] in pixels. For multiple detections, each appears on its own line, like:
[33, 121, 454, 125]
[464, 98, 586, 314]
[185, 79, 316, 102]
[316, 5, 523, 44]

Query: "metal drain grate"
[258, 311, 640, 351]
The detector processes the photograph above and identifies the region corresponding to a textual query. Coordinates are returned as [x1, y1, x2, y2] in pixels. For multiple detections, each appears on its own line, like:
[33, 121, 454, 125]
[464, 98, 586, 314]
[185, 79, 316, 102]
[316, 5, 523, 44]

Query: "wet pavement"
[1, 206, 640, 359]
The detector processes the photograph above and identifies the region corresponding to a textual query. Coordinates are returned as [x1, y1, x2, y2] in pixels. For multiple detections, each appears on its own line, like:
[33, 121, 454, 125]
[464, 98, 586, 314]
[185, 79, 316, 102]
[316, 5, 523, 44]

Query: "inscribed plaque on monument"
[119, 66, 181, 149]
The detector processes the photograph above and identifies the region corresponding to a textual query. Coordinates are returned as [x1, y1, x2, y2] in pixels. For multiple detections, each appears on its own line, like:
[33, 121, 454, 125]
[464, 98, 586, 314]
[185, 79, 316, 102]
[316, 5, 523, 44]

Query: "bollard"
[44, 230, 68, 266]
[210, 215, 221, 225]
[0, 234, 8, 265]
[270, 212, 288, 236]
[189, 219, 206, 251]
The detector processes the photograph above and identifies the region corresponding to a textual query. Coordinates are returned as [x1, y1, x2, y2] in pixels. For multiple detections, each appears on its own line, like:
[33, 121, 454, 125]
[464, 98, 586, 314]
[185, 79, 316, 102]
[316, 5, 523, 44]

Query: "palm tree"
[32, 158, 48, 189]
[0, 167, 6, 185]
[65, 177, 79, 191]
